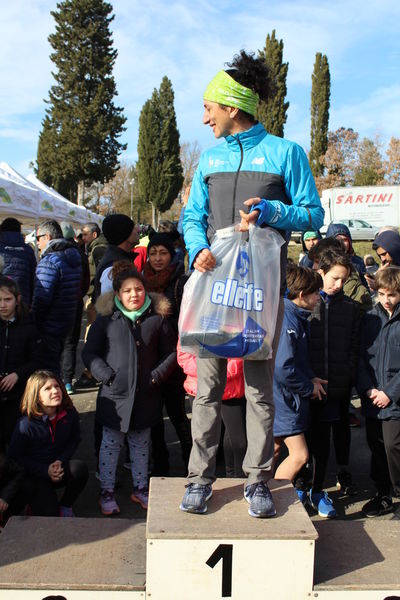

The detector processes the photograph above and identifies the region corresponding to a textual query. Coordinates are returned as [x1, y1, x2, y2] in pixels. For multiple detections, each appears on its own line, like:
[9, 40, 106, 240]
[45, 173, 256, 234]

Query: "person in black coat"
[143, 232, 192, 475]
[0, 217, 36, 306]
[0, 276, 42, 450]
[82, 263, 177, 515]
[306, 248, 360, 518]
[357, 266, 400, 517]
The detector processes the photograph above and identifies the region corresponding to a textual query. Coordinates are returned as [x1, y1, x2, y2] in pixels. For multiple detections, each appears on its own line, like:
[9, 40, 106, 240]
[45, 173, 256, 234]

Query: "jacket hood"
[326, 222, 353, 252]
[42, 238, 82, 268]
[372, 230, 400, 265]
[0, 231, 26, 248]
[95, 291, 172, 318]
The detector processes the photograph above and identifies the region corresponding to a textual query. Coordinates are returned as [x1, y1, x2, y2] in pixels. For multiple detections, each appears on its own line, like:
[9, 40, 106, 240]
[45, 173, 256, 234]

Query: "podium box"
[0, 516, 146, 599]
[146, 477, 318, 600]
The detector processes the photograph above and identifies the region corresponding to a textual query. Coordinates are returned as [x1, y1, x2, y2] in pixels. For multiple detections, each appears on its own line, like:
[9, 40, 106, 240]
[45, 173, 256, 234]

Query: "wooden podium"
[146, 477, 318, 599]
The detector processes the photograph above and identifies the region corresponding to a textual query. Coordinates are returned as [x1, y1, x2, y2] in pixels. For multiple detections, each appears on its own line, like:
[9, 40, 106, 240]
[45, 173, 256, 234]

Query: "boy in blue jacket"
[357, 266, 400, 517]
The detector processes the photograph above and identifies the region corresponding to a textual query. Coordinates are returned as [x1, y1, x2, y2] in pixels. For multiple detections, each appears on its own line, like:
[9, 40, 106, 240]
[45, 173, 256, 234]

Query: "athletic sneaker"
[99, 490, 120, 515]
[59, 506, 75, 517]
[131, 487, 149, 510]
[179, 483, 212, 514]
[295, 489, 308, 504]
[362, 494, 392, 518]
[336, 469, 357, 496]
[308, 489, 337, 518]
[65, 383, 73, 395]
[244, 481, 276, 518]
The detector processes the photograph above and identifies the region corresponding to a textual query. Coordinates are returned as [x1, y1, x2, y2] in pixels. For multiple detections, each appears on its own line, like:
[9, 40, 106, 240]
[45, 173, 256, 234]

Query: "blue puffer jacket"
[0, 232, 36, 304]
[183, 122, 324, 288]
[32, 239, 82, 337]
[273, 299, 315, 437]
[357, 302, 400, 420]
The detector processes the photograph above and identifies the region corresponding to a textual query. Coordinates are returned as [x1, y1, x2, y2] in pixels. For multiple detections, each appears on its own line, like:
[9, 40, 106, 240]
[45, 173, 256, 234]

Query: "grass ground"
[288, 240, 375, 264]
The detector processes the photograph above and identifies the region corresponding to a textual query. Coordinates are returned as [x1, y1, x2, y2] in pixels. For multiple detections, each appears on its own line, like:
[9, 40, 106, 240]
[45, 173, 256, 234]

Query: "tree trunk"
[77, 180, 85, 206]
[151, 203, 158, 230]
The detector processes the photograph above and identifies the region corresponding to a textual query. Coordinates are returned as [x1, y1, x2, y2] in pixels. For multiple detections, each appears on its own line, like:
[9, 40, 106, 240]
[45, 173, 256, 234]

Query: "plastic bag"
[179, 225, 284, 360]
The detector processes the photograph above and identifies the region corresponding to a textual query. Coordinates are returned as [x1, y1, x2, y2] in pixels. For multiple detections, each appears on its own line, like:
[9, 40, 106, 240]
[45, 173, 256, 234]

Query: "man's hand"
[0, 372, 18, 392]
[193, 248, 216, 273]
[311, 377, 328, 401]
[371, 390, 391, 409]
[239, 198, 261, 232]
[0, 498, 8, 513]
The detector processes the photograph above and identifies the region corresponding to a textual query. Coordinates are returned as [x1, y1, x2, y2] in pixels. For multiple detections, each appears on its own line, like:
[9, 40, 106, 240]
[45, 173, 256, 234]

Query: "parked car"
[320, 219, 379, 241]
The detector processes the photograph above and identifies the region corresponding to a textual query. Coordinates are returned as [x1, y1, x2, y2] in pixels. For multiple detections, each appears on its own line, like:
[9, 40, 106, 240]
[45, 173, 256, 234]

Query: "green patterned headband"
[203, 70, 259, 117]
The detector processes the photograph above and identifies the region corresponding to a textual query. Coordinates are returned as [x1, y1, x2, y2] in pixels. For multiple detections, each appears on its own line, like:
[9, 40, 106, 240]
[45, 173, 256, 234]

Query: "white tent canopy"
[0, 162, 103, 228]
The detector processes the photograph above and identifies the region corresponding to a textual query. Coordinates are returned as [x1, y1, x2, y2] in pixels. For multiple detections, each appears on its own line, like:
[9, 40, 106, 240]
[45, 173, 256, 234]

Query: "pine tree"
[309, 53, 331, 177]
[36, 0, 126, 203]
[256, 30, 289, 137]
[137, 76, 183, 227]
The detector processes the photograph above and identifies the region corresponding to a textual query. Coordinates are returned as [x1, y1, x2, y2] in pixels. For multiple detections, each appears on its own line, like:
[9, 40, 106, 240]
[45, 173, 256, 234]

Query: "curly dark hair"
[225, 50, 272, 120]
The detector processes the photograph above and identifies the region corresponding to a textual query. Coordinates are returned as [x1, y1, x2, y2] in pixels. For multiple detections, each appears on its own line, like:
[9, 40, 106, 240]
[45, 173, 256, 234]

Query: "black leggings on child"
[22, 459, 88, 516]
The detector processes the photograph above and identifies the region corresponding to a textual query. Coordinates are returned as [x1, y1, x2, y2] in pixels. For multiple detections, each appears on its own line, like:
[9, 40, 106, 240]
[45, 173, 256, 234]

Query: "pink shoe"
[131, 486, 149, 510]
[99, 490, 120, 515]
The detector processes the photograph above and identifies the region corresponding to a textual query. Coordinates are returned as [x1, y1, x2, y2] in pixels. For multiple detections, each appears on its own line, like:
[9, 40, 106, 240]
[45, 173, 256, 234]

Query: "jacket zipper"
[232, 137, 244, 224]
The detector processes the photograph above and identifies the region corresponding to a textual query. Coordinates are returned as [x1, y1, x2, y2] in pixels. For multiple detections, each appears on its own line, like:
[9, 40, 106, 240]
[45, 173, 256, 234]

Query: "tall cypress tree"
[256, 30, 289, 137]
[36, 0, 126, 203]
[309, 53, 330, 177]
[137, 76, 183, 226]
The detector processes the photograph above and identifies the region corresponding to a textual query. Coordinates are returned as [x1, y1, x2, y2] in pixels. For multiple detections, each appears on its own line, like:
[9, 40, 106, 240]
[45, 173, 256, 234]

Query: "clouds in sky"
[0, 0, 399, 174]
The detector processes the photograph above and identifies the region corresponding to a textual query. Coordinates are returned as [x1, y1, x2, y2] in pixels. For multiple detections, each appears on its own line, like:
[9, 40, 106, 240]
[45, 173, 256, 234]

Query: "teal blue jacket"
[183, 122, 324, 273]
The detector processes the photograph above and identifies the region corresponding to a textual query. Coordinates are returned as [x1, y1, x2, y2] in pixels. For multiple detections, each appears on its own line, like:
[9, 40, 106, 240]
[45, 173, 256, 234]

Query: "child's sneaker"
[362, 494, 392, 518]
[59, 505, 75, 517]
[65, 383, 73, 395]
[295, 489, 308, 504]
[336, 469, 357, 495]
[99, 490, 120, 515]
[308, 489, 337, 518]
[131, 486, 149, 510]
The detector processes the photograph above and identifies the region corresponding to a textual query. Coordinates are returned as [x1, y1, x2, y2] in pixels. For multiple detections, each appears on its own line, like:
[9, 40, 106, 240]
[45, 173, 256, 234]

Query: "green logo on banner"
[0, 188, 12, 204]
[68, 209, 76, 216]
[41, 200, 54, 212]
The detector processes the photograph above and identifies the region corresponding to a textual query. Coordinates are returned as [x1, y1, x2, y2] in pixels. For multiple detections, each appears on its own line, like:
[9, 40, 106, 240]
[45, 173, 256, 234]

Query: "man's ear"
[228, 106, 240, 120]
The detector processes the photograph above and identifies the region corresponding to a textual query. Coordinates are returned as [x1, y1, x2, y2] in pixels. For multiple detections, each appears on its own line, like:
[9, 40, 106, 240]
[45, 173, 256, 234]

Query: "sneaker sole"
[130, 494, 148, 510]
[99, 500, 120, 516]
[318, 509, 336, 518]
[248, 506, 276, 518]
[363, 506, 393, 518]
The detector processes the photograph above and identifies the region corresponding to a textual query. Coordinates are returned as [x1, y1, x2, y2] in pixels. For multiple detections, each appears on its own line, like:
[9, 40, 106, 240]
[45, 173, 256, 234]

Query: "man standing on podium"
[181, 50, 324, 517]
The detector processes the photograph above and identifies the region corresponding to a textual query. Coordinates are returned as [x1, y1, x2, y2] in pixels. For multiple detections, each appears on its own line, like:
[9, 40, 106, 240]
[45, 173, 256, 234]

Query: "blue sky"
[1, 0, 400, 177]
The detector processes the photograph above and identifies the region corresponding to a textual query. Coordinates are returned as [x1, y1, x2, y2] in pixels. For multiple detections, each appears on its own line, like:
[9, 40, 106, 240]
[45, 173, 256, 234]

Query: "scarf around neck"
[114, 294, 151, 322]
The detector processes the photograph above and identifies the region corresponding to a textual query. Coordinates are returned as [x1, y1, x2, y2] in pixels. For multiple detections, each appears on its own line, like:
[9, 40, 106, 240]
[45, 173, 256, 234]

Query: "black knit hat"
[147, 232, 175, 259]
[102, 214, 135, 246]
[0, 217, 22, 233]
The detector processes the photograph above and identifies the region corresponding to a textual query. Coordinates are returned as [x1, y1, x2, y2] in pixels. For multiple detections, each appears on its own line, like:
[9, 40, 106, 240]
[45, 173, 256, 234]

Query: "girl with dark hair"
[8, 370, 88, 517]
[83, 262, 177, 514]
[273, 265, 326, 496]
[143, 233, 192, 475]
[0, 276, 41, 450]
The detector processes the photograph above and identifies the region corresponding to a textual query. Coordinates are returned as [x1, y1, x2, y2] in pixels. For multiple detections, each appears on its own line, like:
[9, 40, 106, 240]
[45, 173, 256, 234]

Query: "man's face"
[335, 234, 350, 253]
[82, 227, 96, 246]
[119, 227, 139, 252]
[304, 236, 319, 251]
[376, 246, 393, 266]
[36, 231, 50, 254]
[203, 101, 234, 139]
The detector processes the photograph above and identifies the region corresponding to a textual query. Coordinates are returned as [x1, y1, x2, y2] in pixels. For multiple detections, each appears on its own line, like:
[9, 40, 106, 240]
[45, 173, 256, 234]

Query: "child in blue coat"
[274, 264, 326, 497]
